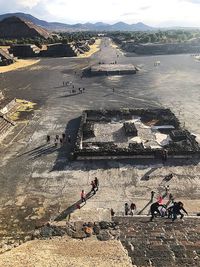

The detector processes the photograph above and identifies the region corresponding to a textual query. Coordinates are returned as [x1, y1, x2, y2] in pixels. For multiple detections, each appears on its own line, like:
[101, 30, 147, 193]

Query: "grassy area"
[9, 99, 37, 121]
[0, 46, 10, 50]
[0, 59, 40, 74]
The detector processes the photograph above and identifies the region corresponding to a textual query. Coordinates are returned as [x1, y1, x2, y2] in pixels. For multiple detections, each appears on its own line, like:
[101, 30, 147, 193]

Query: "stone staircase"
[113, 216, 200, 267]
[0, 115, 14, 138]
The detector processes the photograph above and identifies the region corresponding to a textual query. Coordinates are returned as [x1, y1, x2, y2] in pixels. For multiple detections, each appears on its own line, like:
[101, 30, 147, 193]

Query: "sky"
[1, 0, 200, 26]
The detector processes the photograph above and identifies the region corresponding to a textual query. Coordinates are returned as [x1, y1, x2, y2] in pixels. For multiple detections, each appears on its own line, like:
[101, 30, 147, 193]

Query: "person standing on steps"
[111, 208, 115, 217]
[46, 135, 50, 143]
[125, 203, 129, 216]
[165, 185, 170, 195]
[62, 133, 66, 142]
[81, 190, 86, 203]
[130, 203, 136, 215]
[94, 177, 99, 192]
[60, 138, 63, 146]
[162, 148, 168, 163]
[54, 139, 58, 147]
[151, 191, 155, 202]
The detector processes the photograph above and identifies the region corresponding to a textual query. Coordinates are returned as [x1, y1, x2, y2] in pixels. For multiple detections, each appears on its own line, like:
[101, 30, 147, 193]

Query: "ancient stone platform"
[113, 216, 200, 267]
[84, 63, 137, 76]
[72, 109, 200, 160]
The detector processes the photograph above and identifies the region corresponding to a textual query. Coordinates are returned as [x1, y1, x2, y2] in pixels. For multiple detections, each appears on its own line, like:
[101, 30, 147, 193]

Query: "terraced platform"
[113, 216, 200, 267]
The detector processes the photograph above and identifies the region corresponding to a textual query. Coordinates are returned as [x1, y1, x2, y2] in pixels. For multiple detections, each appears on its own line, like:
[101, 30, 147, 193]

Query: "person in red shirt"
[81, 190, 86, 203]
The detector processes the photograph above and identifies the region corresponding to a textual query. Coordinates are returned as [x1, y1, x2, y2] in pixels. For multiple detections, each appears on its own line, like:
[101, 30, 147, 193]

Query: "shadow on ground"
[51, 116, 81, 171]
[54, 190, 96, 221]
[17, 144, 59, 160]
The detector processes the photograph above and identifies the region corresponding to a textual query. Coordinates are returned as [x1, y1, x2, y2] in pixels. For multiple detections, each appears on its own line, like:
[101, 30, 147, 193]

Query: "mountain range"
[0, 13, 153, 32]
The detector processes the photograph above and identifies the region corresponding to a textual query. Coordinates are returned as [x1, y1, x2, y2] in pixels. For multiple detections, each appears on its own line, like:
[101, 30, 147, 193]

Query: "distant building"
[0, 16, 51, 39]
[40, 43, 79, 57]
[0, 48, 15, 66]
[10, 44, 40, 58]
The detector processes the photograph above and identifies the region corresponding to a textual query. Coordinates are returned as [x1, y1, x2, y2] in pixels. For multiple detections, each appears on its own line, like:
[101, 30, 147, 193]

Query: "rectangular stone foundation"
[83, 64, 137, 76]
[72, 109, 200, 160]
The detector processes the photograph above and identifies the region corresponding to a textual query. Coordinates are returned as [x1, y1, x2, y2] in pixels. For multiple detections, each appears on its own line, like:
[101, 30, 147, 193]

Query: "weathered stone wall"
[113, 216, 200, 267]
[121, 42, 200, 55]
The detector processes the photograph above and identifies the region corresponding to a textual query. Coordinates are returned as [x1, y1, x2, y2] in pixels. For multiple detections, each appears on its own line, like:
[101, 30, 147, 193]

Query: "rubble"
[31, 221, 120, 241]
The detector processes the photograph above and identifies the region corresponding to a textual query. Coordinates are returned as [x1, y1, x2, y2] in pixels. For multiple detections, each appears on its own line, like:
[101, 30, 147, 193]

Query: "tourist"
[94, 177, 99, 191]
[54, 139, 58, 147]
[172, 201, 188, 222]
[167, 202, 176, 218]
[130, 203, 136, 215]
[81, 190, 86, 203]
[62, 133, 66, 141]
[46, 135, 50, 143]
[125, 203, 129, 216]
[169, 193, 174, 201]
[151, 191, 155, 202]
[56, 134, 59, 140]
[91, 180, 96, 194]
[150, 202, 161, 221]
[60, 138, 63, 145]
[111, 208, 115, 217]
[162, 149, 168, 162]
[112, 88, 115, 92]
[165, 185, 170, 195]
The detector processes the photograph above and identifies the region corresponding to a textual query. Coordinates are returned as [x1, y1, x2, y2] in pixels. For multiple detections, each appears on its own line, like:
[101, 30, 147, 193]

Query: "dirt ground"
[0, 237, 132, 267]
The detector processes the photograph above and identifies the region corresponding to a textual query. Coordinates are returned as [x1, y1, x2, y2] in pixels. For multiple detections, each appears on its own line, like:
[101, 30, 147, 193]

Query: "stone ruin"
[83, 64, 137, 77]
[71, 109, 200, 160]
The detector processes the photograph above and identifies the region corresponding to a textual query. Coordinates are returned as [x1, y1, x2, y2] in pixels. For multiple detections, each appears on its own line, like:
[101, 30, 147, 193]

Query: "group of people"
[124, 202, 137, 216]
[46, 133, 71, 147]
[150, 201, 188, 222]
[80, 177, 99, 203]
[62, 80, 86, 96]
[70, 87, 86, 95]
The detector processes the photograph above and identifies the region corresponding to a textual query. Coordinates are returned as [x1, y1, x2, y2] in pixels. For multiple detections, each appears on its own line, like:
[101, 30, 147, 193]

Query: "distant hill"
[0, 16, 51, 39]
[0, 13, 154, 32]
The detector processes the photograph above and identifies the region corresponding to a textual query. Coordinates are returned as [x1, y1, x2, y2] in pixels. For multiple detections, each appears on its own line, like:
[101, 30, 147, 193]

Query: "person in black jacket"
[172, 201, 188, 221]
[150, 202, 161, 221]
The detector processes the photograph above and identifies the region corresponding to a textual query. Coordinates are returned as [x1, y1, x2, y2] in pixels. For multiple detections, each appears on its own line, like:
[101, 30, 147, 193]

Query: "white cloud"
[1, 0, 200, 26]
[18, 0, 42, 8]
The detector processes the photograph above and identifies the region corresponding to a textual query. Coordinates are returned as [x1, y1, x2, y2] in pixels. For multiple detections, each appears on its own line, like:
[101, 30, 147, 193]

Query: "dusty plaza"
[0, 38, 200, 266]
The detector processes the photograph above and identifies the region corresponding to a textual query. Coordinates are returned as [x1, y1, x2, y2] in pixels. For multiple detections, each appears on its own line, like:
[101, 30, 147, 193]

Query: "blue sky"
[1, 0, 200, 26]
